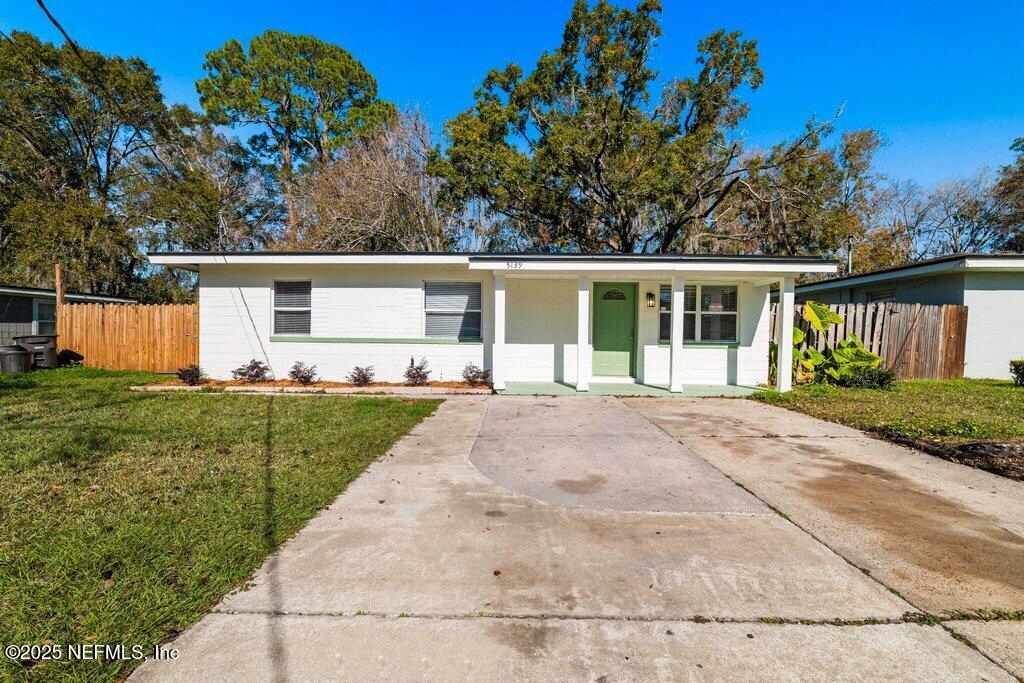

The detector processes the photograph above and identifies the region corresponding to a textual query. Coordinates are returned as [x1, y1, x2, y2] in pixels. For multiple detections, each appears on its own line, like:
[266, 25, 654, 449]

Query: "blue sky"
[3, 0, 1022, 185]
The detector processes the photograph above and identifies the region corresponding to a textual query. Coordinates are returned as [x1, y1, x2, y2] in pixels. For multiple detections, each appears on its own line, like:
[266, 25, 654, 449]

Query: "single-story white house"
[147, 252, 838, 392]
[793, 253, 1024, 380]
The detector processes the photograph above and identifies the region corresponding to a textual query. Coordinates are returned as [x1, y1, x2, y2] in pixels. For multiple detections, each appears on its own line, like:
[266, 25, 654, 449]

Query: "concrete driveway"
[134, 396, 1024, 681]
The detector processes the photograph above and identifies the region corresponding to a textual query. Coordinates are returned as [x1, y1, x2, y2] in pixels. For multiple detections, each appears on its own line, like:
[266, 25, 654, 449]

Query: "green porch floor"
[499, 381, 759, 397]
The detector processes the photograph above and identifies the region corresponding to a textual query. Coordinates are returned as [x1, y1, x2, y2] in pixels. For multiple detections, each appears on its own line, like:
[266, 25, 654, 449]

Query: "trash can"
[13, 335, 59, 369]
[0, 345, 32, 373]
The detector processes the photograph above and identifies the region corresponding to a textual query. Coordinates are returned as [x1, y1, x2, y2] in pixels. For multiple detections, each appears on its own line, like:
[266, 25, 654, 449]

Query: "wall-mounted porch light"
[646, 291, 656, 308]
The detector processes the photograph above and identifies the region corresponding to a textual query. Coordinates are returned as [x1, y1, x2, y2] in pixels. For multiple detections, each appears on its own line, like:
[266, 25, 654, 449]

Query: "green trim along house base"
[270, 336, 484, 345]
[500, 381, 759, 397]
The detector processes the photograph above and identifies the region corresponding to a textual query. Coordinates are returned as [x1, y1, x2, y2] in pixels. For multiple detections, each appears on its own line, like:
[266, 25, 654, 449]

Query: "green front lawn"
[752, 379, 1024, 444]
[0, 368, 439, 681]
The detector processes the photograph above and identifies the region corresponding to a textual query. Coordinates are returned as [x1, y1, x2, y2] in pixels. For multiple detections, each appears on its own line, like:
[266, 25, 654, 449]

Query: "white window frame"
[659, 284, 696, 343]
[32, 298, 57, 335]
[697, 284, 739, 343]
[422, 280, 483, 340]
[659, 283, 739, 344]
[272, 280, 312, 336]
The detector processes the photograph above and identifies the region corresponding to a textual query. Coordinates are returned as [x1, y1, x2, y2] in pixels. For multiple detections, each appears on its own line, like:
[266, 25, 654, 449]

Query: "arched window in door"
[601, 288, 627, 301]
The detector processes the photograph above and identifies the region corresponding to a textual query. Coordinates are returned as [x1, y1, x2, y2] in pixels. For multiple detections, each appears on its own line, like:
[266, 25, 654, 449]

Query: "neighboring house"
[793, 253, 1024, 380]
[147, 252, 837, 391]
[0, 285, 135, 345]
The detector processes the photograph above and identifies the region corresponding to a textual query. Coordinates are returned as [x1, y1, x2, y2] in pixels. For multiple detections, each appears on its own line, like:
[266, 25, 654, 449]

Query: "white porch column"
[493, 273, 506, 391]
[776, 276, 795, 392]
[576, 275, 591, 392]
[669, 274, 686, 393]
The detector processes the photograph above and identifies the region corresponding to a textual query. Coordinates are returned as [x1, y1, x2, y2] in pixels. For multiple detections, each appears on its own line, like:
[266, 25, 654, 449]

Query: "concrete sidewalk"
[133, 396, 1020, 681]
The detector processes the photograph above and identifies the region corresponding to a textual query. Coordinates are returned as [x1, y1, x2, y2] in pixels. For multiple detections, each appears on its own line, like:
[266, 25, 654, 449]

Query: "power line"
[33, 0, 177, 174]
[15, 5, 251, 246]
[34, 0, 88, 71]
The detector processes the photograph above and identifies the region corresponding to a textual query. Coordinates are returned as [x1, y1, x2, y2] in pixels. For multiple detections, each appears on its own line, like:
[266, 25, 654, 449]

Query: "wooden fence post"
[54, 263, 64, 330]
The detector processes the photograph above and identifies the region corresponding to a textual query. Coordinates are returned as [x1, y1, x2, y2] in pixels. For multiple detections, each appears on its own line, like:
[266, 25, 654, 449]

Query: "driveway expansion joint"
[209, 607, 936, 628]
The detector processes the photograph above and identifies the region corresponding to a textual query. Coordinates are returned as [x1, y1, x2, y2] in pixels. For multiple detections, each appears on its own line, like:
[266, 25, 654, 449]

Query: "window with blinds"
[424, 281, 481, 339]
[273, 281, 311, 335]
[700, 285, 738, 342]
[659, 284, 737, 343]
[658, 285, 696, 343]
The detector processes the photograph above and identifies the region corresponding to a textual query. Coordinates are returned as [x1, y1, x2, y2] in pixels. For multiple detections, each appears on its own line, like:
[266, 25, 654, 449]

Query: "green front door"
[592, 282, 637, 376]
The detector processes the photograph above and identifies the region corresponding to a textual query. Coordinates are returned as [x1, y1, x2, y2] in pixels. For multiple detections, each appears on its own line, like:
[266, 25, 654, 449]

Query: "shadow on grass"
[0, 372, 43, 392]
[263, 395, 287, 682]
[49, 425, 117, 467]
[0, 391, 171, 446]
[3, 393, 171, 470]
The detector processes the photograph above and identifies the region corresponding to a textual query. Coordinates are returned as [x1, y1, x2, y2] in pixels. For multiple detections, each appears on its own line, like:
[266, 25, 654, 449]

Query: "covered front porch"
[471, 255, 828, 393]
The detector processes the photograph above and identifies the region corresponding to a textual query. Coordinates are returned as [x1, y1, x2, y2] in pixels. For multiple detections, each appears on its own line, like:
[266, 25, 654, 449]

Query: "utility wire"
[34, 0, 89, 73]
[33, 0, 177, 174]
[27, 0, 230, 248]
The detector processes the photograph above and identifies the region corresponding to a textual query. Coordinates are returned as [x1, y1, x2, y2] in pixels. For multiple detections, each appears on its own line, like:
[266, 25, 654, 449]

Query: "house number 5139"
[506, 261, 523, 269]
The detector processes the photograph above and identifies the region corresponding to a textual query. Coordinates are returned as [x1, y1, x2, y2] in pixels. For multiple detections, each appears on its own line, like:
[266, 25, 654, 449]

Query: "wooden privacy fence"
[769, 302, 968, 380]
[57, 303, 198, 373]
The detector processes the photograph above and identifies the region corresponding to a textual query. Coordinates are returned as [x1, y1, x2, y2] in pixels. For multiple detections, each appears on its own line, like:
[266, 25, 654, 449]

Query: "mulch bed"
[177, 379, 487, 390]
[874, 431, 1024, 481]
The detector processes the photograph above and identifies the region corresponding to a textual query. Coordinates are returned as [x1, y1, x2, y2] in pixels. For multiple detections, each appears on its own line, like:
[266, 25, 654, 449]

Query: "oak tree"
[434, 0, 763, 253]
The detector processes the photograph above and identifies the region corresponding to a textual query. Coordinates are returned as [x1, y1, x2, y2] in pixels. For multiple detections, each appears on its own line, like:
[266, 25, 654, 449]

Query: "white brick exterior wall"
[505, 278, 579, 383]
[637, 280, 771, 387]
[198, 264, 491, 382]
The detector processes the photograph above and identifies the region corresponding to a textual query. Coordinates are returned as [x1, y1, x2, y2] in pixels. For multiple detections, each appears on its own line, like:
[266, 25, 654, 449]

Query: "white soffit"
[147, 252, 837, 276]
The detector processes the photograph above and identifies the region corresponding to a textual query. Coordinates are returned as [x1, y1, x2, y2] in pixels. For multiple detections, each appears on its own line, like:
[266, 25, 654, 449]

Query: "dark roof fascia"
[468, 254, 834, 265]
[0, 284, 134, 303]
[792, 253, 1003, 290]
[147, 250, 835, 266]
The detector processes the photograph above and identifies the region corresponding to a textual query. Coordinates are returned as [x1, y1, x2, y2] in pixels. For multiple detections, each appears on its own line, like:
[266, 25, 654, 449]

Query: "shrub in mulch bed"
[170, 378, 484, 390]
[462, 362, 492, 387]
[231, 359, 271, 383]
[347, 366, 375, 387]
[288, 361, 319, 385]
[176, 364, 206, 386]
[403, 357, 430, 386]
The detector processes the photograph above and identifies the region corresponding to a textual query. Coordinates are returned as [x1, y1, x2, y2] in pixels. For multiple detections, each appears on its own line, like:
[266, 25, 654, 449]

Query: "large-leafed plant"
[821, 334, 883, 381]
[772, 301, 883, 386]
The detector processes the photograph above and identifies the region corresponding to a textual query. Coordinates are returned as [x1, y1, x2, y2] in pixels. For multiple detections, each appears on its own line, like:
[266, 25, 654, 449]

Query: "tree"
[712, 124, 885, 265]
[294, 109, 466, 251]
[913, 171, 1006, 256]
[0, 30, 172, 294]
[130, 106, 281, 253]
[992, 138, 1024, 251]
[197, 30, 395, 241]
[434, 0, 765, 253]
[860, 164, 1018, 264]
